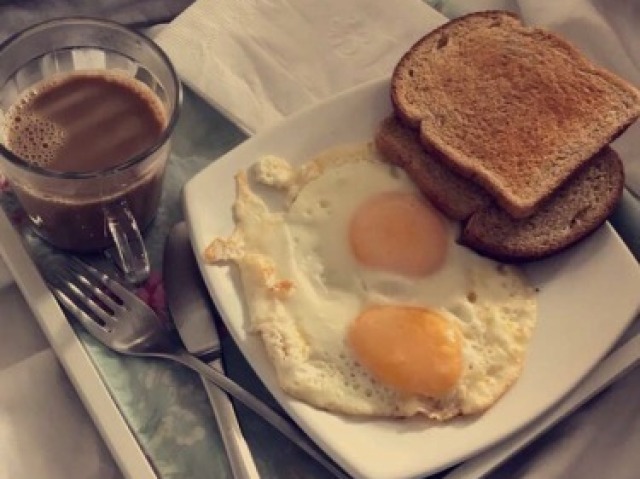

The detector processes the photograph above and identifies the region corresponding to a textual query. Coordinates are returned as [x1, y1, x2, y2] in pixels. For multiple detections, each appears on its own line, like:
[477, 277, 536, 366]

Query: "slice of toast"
[374, 116, 624, 262]
[391, 10, 640, 219]
[461, 147, 624, 261]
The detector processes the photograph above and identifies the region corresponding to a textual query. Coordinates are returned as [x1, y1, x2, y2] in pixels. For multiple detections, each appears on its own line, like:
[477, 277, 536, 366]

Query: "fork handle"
[164, 350, 350, 479]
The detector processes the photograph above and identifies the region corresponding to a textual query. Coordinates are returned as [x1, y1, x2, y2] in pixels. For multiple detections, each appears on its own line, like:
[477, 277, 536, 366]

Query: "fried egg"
[205, 143, 537, 419]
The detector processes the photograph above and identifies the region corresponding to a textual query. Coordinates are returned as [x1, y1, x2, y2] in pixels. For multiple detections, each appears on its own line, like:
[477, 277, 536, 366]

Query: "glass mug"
[0, 18, 181, 283]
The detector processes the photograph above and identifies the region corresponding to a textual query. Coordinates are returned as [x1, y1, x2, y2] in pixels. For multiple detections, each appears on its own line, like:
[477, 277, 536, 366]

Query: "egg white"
[205, 143, 537, 419]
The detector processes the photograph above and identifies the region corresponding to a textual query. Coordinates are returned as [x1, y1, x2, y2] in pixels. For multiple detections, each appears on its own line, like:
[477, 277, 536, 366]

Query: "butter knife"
[164, 221, 260, 479]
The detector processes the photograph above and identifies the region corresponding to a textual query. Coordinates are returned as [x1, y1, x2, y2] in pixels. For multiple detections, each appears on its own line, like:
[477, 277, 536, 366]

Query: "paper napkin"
[155, 0, 446, 135]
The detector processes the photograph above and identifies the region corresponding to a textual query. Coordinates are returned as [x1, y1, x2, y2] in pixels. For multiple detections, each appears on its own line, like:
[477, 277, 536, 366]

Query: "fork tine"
[66, 259, 125, 313]
[50, 258, 119, 326]
[59, 273, 118, 327]
[69, 257, 135, 301]
[50, 283, 112, 341]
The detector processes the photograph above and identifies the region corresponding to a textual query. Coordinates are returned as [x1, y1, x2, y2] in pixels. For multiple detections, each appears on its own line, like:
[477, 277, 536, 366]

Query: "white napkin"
[440, 0, 640, 196]
[155, 0, 446, 135]
[0, 272, 121, 479]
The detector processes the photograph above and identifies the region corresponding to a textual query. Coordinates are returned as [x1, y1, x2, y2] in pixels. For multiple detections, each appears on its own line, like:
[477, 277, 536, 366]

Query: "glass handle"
[103, 199, 150, 284]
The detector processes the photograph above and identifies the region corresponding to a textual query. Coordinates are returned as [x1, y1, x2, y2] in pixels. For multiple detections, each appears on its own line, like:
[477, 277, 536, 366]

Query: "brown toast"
[391, 10, 640, 219]
[461, 147, 624, 261]
[374, 116, 625, 262]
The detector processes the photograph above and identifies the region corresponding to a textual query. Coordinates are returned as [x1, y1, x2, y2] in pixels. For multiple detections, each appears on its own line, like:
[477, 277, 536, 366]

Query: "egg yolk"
[347, 305, 463, 397]
[348, 191, 447, 277]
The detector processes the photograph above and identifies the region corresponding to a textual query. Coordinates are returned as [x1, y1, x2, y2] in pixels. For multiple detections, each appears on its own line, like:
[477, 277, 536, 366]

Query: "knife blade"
[164, 221, 260, 479]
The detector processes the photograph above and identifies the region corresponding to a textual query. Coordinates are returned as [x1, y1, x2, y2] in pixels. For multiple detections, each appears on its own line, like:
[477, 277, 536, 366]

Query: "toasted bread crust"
[391, 10, 640, 219]
[460, 147, 624, 262]
[374, 116, 491, 220]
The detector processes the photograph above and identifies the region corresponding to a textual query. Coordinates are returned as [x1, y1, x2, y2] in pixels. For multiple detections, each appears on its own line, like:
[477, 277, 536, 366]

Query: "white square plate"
[183, 77, 640, 479]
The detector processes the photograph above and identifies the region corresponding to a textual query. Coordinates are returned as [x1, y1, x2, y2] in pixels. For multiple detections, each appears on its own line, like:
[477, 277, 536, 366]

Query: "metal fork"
[44, 256, 349, 479]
